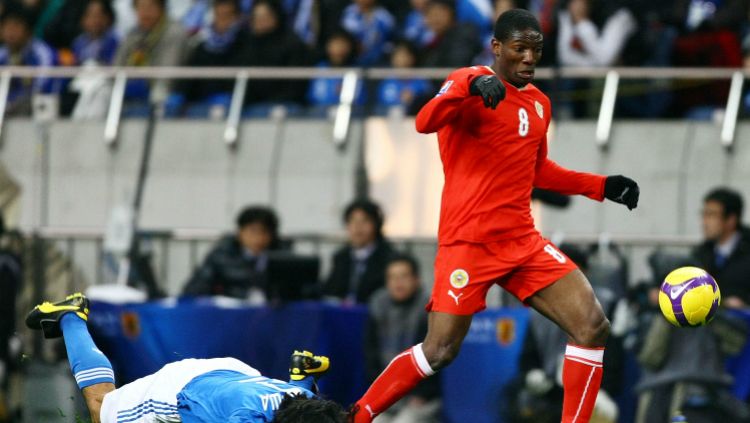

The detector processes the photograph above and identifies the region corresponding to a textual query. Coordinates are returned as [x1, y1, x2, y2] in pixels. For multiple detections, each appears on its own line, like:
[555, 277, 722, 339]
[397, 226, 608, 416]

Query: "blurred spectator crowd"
[170, 185, 750, 423]
[0, 0, 747, 118]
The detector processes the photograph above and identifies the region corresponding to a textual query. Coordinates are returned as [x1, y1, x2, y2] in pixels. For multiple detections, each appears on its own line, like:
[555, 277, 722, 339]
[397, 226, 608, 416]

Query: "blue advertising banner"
[441, 308, 530, 423]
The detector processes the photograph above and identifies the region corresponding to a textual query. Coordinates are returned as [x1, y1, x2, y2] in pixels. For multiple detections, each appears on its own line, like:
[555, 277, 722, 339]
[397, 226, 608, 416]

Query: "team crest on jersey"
[436, 80, 454, 97]
[534, 101, 544, 119]
[449, 269, 469, 289]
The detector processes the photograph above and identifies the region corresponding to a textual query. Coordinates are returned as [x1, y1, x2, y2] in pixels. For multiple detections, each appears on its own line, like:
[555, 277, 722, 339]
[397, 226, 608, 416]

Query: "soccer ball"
[658, 266, 721, 327]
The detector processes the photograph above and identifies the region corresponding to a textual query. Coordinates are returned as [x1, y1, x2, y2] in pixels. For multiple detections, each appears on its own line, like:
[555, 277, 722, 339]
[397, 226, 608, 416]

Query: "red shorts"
[426, 233, 578, 315]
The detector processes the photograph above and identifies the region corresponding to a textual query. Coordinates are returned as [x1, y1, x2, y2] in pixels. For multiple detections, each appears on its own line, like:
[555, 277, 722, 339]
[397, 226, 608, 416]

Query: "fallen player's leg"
[25, 293, 116, 422]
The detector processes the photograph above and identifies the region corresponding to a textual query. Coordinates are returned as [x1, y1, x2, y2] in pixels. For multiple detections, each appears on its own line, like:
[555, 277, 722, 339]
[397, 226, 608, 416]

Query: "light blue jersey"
[176, 370, 315, 422]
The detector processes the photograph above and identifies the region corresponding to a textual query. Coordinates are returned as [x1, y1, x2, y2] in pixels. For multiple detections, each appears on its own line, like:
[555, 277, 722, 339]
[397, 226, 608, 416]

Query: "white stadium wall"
[3, 117, 750, 293]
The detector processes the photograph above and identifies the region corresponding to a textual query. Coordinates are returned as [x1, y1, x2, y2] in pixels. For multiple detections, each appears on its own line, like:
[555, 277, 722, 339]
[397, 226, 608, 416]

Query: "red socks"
[352, 342, 604, 422]
[352, 343, 434, 423]
[562, 344, 605, 423]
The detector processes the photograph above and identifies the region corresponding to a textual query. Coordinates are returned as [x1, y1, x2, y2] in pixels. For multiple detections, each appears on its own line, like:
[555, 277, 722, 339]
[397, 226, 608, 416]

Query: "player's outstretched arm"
[533, 134, 640, 209]
[416, 68, 495, 134]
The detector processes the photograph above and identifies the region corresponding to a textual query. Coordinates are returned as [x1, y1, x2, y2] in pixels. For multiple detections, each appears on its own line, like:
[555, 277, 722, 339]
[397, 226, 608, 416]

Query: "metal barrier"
[28, 226, 700, 295]
[0, 65, 746, 149]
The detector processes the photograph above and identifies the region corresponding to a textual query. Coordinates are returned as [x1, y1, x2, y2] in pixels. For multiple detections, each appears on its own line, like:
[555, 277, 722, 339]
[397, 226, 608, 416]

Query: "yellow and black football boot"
[25, 293, 89, 339]
[289, 350, 330, 382]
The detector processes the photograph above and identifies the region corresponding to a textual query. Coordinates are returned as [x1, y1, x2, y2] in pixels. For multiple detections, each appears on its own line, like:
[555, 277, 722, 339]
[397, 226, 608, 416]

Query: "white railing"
[32, 225, 702, 247]
[0, 65, 745, 150]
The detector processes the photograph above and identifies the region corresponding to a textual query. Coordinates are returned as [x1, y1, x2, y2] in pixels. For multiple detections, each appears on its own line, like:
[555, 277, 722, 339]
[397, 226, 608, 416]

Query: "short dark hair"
[213, 0, 240, 11]
[86, 0, 117, 24]
[705, 187, 744, 222]
[236, 205, 279, 237]
[493, 8, 541, 42]
[251, 0, 286, 27]
[387, 253, 420, 277]
[133, 0, 167, 10]
[272, 394, 346, 423]
[0, 3, 35, 28]
[343, 199, 385, 240]
[392, 39, 419, 58]
[427, 0, 456, 15]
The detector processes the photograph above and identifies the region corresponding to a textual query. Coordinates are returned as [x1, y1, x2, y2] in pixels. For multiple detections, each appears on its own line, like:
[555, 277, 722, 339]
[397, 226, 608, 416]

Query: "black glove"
[604, 175, 640, 210]
[469, 75, 506, 110]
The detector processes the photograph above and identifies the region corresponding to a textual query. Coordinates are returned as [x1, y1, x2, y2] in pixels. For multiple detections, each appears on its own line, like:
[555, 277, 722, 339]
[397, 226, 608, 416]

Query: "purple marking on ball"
[707, 293, 720, 321]
[661, 273, 718, 326]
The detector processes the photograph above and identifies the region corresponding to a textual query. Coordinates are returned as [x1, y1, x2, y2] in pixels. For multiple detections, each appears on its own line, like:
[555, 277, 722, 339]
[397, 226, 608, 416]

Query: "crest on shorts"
[449, 269, 469, 289]
[534, 101, 544, 119]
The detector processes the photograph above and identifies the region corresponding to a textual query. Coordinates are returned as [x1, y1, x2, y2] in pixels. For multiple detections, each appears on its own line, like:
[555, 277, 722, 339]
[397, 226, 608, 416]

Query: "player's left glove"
[604, 175, 639, 210]
[469, 75, 506, 110]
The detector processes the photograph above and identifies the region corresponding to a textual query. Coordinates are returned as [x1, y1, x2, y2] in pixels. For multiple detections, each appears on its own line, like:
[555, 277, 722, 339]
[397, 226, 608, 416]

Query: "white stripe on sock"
[565, 345, 604, 364]
[565, 357, 603, 368]
[412, 343, 435, 377]
[572, 366, 597, 423]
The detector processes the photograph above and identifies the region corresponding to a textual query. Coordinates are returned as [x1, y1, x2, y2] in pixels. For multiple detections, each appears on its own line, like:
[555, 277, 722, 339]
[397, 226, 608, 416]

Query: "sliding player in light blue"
[25, 293, 346, 423]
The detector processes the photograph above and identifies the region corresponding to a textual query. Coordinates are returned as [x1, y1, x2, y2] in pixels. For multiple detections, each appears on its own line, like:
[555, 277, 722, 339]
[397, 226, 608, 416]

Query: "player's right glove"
[469, 75, 506, 110]
[604, 175, 640, 210]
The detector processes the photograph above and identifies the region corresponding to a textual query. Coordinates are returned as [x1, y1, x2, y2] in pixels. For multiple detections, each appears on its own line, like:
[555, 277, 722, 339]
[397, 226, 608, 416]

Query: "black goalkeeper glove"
[469, 75, 506, 110]
[604, 175, 640, 210]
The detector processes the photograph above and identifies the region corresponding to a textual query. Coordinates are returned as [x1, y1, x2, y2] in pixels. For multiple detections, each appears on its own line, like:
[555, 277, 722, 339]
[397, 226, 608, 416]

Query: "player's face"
[702, 200, 737, 242]
[238, 222, 272, 255]
[346, 210, 377, 248]
[386, 261, 419, 302]
[492, 29, 543, 88]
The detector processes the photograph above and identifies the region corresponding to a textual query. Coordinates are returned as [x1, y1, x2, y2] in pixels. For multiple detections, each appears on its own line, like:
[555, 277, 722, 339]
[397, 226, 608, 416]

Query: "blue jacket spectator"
[376, 41, 431, 112]
[72, 0, 119, 64]
[308, 30, 366, 111]
[240, 0, 317, 45]
[181, 0, 210, 35]
[341, 0, 395, 66]
[177, 0, 246, 112]
[420, 0, 481, 68]
[456, 0, 493, 33]
[0, 5, 58, 115]
[235, 0, 313, 107]
[402, 0, 435, 47]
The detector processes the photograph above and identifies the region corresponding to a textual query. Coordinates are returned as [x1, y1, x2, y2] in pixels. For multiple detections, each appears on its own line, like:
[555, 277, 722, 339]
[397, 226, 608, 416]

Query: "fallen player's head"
[272, 394, 346, 423]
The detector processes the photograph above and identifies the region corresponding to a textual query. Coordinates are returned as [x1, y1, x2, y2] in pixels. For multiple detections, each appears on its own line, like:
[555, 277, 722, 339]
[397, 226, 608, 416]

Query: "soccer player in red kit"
[349, 8, 640, 423]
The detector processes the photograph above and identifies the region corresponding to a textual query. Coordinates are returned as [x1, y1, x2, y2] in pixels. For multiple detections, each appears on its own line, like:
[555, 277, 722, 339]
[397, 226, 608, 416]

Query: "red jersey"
[416, 66, 606, 245]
